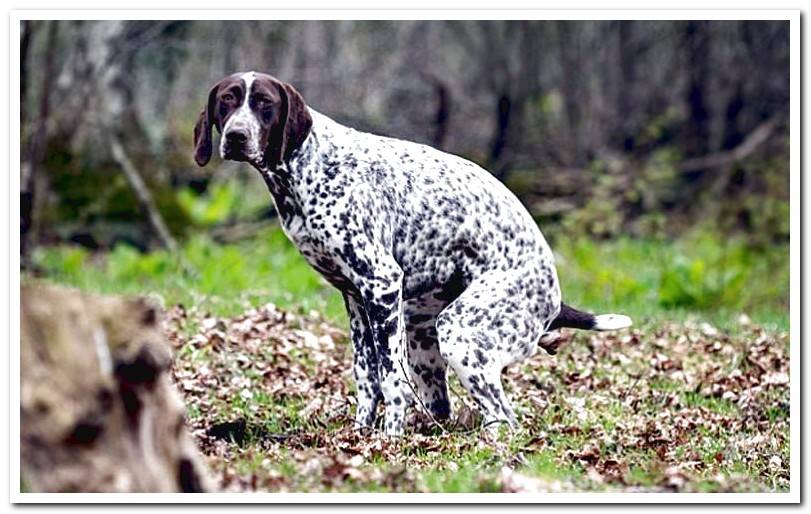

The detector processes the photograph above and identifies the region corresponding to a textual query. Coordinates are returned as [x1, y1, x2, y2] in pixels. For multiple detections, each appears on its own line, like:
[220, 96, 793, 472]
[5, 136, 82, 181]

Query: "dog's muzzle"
[222, 129, 250, 161]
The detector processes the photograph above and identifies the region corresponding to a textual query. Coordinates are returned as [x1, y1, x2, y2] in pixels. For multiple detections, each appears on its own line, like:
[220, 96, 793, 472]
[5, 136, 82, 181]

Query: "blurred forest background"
[20, 20, 790, 327]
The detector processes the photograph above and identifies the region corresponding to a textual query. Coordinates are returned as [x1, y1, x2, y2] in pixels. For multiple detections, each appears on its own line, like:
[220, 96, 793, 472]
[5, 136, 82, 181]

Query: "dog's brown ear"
[193, 83, 220, 167]
[266, 82, 312, 167]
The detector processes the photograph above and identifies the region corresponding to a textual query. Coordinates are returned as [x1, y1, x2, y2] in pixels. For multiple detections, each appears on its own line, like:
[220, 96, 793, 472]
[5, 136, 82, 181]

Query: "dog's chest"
[264, 169, 350, 288]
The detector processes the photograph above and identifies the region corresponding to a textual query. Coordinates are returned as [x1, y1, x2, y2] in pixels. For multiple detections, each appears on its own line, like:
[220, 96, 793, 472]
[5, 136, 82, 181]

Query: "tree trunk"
[20, 20, 34, 133]
[22, 20, 59, 265]
[430, 77, 451, 150]
[19, 20, 35, 263]
[683, 21, 712, 162]
[617, 21, 637, 151]
[222, 22, 237, 74]
[489, 93, 512, 170]
[557, 22, 584, 167]
[722, 82, 745, 150]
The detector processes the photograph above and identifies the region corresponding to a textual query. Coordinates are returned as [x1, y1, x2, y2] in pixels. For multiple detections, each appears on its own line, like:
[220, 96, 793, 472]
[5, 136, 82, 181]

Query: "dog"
[193, 71, 632, 436]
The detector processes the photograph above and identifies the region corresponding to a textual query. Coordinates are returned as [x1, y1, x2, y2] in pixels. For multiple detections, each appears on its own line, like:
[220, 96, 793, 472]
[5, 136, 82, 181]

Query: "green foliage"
[39, 140, 194, 243]
[33, 245, 89, 280]
[176, 182, 239, 227]
[655, 232, 788, 317]
[30, 226, 788, 331]
[30, 226, 347, 322]
[560, 170, 625, 238]
[716, 150, 791, 249]
[553, 231, 788, 330]
[658, 255, 747, 310]
[175, 176, 270, 228]
[637, 107, 682, 148]
[538, 136, 789, 247]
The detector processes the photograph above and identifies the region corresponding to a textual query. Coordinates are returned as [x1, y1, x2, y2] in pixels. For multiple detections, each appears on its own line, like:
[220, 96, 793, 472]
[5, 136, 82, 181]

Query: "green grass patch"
[28, 226, 788, 331]
[29, 226, 347, 323]
[553, 232, 788, 331]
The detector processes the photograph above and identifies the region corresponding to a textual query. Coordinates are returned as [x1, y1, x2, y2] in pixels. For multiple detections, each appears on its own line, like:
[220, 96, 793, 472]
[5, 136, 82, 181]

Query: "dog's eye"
[222, 93, 235, 103]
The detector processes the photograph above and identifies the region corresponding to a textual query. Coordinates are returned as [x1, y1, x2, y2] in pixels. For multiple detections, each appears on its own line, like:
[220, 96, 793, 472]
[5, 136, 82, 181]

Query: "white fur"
[593, 313, 633, 331]
[219, 71, 262, 162]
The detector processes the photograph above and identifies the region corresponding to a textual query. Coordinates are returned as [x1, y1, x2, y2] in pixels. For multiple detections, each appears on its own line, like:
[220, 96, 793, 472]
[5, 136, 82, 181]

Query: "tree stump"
[20, 284, 212, 492]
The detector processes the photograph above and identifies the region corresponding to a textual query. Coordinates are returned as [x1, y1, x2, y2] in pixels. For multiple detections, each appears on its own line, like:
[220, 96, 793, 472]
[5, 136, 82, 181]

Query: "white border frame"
[8, 9, 801, 504]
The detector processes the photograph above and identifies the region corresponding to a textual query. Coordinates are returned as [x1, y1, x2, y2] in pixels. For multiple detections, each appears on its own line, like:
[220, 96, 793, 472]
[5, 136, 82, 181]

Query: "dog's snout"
[225, 130, 248, 145]
[220, 123, 256, 162]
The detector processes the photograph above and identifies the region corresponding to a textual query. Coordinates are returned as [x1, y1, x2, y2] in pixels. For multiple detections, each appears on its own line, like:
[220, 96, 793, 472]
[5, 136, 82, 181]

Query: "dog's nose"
[225, 130, 248, 146]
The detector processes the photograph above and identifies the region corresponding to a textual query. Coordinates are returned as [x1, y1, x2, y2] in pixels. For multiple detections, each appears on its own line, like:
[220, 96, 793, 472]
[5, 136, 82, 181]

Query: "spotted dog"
[193, 71, 632, 436]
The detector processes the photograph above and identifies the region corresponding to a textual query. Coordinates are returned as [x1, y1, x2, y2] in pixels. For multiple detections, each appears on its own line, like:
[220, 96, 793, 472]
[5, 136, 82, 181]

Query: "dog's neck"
[251, 107, 334, 221]
[252, 107, 330, 184]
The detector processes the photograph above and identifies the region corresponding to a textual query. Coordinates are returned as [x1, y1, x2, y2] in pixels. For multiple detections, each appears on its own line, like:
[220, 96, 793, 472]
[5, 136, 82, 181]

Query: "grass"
[29, 225, 788, 331]
[30, 227, 347, 322]
[551, 233, 789, 332]
[24, 225, 791, 493]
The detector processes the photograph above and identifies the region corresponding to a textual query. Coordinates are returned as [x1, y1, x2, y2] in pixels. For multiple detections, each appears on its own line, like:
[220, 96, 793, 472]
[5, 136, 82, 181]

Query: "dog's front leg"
[358, 272, 412, 437]
[343, 293, 382, 429]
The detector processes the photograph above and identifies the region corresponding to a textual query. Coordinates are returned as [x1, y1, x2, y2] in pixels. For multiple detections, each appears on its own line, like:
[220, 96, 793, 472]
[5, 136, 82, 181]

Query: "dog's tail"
[548, 302, 632, 331]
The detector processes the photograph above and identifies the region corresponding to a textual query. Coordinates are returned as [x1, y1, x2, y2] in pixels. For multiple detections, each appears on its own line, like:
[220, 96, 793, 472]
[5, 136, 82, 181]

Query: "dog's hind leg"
[436, 267, 559, 430]
[404, 299, 451, 422]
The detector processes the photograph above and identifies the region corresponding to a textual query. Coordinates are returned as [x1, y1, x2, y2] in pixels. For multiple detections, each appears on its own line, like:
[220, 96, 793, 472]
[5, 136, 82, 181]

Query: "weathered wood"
[20, 284, 212, 492]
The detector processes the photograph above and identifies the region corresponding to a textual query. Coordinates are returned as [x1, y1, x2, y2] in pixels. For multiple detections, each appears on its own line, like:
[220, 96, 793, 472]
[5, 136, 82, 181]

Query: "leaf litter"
[165, 302, 790, 493]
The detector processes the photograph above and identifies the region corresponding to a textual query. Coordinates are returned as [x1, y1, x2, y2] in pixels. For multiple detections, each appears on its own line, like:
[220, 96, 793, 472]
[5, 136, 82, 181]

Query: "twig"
[210, 219, 276, 244]
[108, 135, 178, 253]
[397, 358, 448, 434]
[620, 373, 644, 401]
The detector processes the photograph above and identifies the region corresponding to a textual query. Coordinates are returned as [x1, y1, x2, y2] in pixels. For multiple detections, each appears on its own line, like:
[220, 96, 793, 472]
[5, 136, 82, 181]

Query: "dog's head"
[193, 71, 312, 169]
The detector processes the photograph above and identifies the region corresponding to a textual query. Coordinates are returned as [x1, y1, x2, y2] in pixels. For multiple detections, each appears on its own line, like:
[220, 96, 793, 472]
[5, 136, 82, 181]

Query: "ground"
[164, 300, 789, 493]
[28, 226, 791, 493]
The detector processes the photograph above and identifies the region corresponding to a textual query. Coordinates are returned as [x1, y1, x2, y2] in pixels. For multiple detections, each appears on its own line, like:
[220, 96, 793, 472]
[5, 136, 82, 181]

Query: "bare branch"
[108, 135, 178, 252]
[678, 115, 783, 173]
